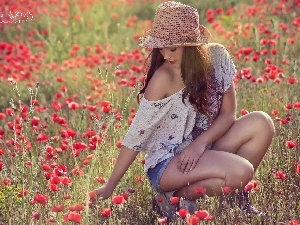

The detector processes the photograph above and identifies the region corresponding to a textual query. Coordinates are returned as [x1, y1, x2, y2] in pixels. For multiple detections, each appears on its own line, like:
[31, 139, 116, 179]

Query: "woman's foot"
[180, 198, 198, 215]
[220, 190, 267, 217]
[151, 191, 179, 221]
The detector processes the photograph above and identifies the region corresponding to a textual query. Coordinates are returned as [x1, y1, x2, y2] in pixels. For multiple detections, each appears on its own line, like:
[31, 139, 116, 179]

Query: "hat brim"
[139, 34, 204, 48]
[139, 25, 211, 49]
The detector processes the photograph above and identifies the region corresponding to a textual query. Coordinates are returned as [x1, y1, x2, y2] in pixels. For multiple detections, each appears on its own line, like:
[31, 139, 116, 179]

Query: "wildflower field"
[0, 0, 299, 224]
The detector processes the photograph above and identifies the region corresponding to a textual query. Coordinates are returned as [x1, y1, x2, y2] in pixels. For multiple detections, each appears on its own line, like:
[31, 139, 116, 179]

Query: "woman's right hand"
[89, 184, 114, 203]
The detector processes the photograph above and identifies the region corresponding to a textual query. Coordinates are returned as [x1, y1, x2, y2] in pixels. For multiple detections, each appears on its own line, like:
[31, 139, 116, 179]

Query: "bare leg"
[160, 150, 254, 199]
[212, 111, 275, 170]
[159, 111, 274, 200]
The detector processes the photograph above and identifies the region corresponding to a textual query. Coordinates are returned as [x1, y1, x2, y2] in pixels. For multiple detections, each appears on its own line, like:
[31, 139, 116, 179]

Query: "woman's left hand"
[177, 142, 205, 174]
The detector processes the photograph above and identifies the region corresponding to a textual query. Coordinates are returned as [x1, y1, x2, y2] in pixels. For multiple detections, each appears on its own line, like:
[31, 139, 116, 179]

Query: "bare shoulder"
[144, 65, 172, 101]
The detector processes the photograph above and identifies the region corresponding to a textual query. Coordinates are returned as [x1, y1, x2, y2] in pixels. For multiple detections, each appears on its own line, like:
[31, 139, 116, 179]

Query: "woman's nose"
[164, 54, 171, 60]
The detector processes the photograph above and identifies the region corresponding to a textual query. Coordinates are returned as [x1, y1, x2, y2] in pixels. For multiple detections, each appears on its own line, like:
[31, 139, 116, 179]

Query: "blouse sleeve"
[122, 97, 173, 152]
[209, 44, 237, 93]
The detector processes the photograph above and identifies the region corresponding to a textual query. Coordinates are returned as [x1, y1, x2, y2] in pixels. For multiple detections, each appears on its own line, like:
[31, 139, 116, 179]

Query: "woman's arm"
[177, 82, 236, 173]
[194, 82, 236, 146]
[92, 146, 139, 200]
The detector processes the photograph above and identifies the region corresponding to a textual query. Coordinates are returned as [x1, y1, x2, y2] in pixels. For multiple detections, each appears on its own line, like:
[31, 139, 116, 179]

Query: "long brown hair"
[138, 45, 212, 115]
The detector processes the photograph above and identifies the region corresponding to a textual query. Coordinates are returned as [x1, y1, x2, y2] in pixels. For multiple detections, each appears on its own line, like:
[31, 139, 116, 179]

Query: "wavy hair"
[138, 45, 212, 115]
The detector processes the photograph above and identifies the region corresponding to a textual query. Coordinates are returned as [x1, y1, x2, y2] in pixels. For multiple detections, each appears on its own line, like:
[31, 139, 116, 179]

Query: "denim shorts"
[146, 157, 173, 193]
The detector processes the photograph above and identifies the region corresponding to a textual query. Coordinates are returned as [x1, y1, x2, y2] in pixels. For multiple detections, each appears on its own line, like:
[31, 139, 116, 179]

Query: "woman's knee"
[227, 159, 254, 188]
[248, 111, 275, 136]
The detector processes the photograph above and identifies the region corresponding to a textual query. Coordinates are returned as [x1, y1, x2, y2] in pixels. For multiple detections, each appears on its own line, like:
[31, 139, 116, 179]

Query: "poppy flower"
[112, 195, 125, 204]
[176, 208, 188, 218]
[0, 113, 6, 120]
[241, 109, 249, 116]
[195, 210, 212, 220]
[170, 196, 180, 205]
[286, 140, 298, 148]
[89, 191, 97, 200]
[73, 204, 84, 211]
[287, 77, 298, 84]
[36, 133, 49, 142]
[67, 212, 82, 223]
[186, 215, 199, 225]
[289, 219, 299, 225]
[101, 208, 112, 217]
[34, 193, 49, 206]
[52, 204, 64, 212]
[275, 170, 286, 180]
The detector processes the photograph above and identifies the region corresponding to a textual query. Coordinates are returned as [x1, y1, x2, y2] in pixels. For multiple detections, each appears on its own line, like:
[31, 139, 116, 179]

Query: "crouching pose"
[92, 1, 275, 221]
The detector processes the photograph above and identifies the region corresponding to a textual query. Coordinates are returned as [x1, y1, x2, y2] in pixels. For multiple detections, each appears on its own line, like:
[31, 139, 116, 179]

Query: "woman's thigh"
[212, 111, 275, 154]
[159, 150, 254, 192]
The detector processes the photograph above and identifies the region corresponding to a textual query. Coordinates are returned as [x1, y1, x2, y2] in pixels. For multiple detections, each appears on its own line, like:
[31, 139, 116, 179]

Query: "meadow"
[0, 0, 299, 224]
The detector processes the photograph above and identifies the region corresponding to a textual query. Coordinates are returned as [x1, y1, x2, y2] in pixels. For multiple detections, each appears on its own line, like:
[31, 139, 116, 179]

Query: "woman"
[91, 1, 275, 221]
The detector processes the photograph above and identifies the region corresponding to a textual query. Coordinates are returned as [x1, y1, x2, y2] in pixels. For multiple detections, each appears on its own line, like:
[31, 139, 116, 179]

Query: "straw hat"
[139, 1, 211, 48]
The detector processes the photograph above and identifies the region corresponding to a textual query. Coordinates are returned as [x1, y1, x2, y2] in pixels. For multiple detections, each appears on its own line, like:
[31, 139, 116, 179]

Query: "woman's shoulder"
[144, 65, 173, 101]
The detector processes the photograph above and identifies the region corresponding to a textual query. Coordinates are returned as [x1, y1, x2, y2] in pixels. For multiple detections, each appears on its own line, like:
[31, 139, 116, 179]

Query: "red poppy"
[241, 109, 249, 116]
[287, 77, 298, 84]
[34, 193, 49, 206]
[49, 183, 60, 192]
[170, 196, 179, 205]
[36, 133, 49, 142]
[286, 140, 298, 149]
[68, 101, 80, 110]
[294, 102, 300, 109]
[186, 215, 199, 225]
[31, 116, 40, 126]
[112, 195, 125, 204]
[195, 210, 211, 220]
[176, 208, 188, 218]
[89, 191, 97, 200]
[72, 204, 84, 211]
[275, 170, 286, 180]
[95, 177, 106, 184]
[289, 219, 299, 225]
[101, 208, 112, 217]
[73, 142, 88, 150]
[67, 212, 82, 223]
[52, 204, 64, 212]
[0, 113, 6, 120]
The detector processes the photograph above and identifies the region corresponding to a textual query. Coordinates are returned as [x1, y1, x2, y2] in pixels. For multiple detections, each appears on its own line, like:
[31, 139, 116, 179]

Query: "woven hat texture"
[139, 1, 211, 48]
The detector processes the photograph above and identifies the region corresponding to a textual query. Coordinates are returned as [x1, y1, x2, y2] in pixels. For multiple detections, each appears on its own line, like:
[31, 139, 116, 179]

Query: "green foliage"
[0, 185, 23, 222]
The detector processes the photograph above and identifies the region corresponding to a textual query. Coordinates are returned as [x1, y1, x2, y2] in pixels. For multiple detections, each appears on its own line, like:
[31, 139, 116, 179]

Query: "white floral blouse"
[122, 43, 237, 172]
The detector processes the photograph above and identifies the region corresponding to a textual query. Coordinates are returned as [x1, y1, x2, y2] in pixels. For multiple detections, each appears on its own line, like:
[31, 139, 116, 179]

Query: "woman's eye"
[170, 48, 177, 52]
[158, 48, 163, 51]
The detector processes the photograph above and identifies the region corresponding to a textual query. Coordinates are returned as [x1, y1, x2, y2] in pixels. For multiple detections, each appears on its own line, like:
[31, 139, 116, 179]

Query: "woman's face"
[158, 46, 184, 68]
